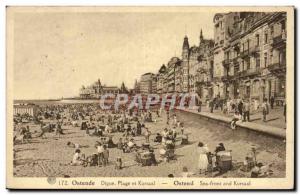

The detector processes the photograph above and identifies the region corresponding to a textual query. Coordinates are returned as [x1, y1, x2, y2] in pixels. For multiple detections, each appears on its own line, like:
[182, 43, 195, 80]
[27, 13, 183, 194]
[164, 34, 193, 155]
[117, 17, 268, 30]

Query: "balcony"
[267, 62, 286, 75]
[272, 34, 286, 48]
[238, 68, 261, 78]
[213, 76, 222, 82]
[197, 67, 207, 74]
[240, 49, 249, 59]
[249, 45, 260, 55]
[232, 56, 240, 65]
[222, 59, 231, 68]
[221, 74, 234, 82]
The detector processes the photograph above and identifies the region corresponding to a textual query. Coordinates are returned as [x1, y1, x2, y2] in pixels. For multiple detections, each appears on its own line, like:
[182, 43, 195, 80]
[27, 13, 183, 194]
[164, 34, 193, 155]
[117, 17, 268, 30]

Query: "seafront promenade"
[178, 105, 286, 139]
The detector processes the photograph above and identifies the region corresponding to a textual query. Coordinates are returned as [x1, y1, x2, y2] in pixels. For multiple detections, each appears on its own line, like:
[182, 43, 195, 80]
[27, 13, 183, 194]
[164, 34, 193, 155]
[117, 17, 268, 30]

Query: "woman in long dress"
[198, 142, 209, 174]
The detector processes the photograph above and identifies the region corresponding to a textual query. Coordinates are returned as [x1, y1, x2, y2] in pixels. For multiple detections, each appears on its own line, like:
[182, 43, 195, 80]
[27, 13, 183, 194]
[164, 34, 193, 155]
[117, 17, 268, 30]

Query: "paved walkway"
[178, 105, 286, 139]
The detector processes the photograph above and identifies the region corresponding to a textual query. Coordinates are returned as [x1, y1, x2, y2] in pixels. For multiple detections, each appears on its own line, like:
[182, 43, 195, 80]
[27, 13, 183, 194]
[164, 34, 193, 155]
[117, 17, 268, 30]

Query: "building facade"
[14, 104, 38, 117]
[79, 79, 121, 98]
[139, 73, 155, 95]
[156, 65, 167, 95]
[131, 12, 287, 105]
[214, 12, 286, 104]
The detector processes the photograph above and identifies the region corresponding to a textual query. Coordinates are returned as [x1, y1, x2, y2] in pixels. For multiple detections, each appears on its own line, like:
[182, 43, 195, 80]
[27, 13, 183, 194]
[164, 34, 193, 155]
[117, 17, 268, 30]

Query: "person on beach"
[144, 128, 151, 143]
[96, 143, 104, 167]
[117, 138, 123, 150]
[102, 145, 109, 166]
[173, 114, 177, 126]
[180, 124, 184, 135]
[67, 141, 88, 149]
[197, 142, 209, 174]
[215, 143, 226, 154]
[161, 128, 169, 145]
[136, 120, 142, 136]
[71, 149, 83, 166]
[181, 166, 195, 177]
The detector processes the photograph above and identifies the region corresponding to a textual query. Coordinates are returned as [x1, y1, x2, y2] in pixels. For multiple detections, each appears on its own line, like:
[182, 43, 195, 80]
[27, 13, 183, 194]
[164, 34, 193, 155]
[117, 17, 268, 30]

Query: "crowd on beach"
[13, 102, 275, 178]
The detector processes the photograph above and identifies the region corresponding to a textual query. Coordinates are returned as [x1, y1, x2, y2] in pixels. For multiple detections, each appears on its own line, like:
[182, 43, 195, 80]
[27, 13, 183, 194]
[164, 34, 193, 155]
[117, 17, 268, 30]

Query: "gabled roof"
[158, 64, 167, 73]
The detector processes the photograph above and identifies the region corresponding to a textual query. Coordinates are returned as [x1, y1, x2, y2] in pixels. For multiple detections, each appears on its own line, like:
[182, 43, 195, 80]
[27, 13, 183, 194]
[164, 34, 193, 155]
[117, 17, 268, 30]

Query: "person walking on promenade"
[209, 100, 214, 113]
[198, 99, 202, 112]
[237, 100, 243, 120]
[270, 96, 275, 109]
[197, 142, 209, 174]
[243, 100, 250, 122]
[227, 98, 231, 114]
[262, 98, 269, 122]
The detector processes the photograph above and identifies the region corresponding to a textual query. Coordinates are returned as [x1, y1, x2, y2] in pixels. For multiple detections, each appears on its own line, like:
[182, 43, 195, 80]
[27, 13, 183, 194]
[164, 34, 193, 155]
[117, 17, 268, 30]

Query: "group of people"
[200, 96, 286, 129]
[13, 101, 274, 178]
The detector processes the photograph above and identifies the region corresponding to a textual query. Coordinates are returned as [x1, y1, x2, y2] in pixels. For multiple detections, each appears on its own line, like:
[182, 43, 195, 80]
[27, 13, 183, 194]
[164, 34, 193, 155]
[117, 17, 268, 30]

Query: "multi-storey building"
[135, 12, 286, 105]
[181, 36, 190, 93]
[180, 31, 214, 98]
[151, 74, 157, 94]
[133, 79, 140, 94]
[139, 72, 155, 95]
[156, 64, 167, 95]
[167, 57, 181, 93]
[79, 79, 120, 98]
[195, 41, 214, 101]
[175, 62, 183, 93]
[216, 12, 286, 104]
[212, 13, 236, 98]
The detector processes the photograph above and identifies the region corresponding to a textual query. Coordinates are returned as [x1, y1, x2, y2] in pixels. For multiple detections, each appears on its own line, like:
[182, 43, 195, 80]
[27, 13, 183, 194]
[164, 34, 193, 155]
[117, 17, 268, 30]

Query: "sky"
[13, 10, 215, 99]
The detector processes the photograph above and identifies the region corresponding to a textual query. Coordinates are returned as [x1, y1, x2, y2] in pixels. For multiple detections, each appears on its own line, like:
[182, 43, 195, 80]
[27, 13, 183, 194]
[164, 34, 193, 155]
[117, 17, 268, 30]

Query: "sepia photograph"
[6, 6, 294, 190]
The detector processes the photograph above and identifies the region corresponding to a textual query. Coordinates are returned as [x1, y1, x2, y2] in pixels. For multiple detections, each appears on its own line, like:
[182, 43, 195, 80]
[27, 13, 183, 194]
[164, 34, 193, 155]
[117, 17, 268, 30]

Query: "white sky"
[13, 11, 215, 99]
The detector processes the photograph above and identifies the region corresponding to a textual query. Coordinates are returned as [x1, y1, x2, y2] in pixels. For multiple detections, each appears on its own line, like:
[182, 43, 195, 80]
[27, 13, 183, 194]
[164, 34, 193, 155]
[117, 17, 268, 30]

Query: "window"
[247, 40, 250, 50]
[253, 80, 260, 95]
[270, 52, 273, 65]
[270, 26, 274, 36]
[264, 52, 268, 67]
[279, 52, 286, 65]
[246, 58, 250, 70]
[256, 55, 260, 68]
[256, 34, 260, 46]
[242, 60, 245, 71]
[264, 33, 268, 44]
[246, 85, 251, 97]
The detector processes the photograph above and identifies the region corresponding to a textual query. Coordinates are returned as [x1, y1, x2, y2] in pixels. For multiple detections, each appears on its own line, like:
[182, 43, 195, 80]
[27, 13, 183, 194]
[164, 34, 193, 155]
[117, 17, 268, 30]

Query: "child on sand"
[115, 157, 122, 170]
[102, 145, 109, 166]
[181, 166, 195, 177]
[70, 149, 82, 166]
[96, 143, 104, 167]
